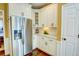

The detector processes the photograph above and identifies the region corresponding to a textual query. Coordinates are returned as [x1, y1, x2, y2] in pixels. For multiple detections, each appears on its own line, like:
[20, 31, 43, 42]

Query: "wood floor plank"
[0, 50, 5, 56]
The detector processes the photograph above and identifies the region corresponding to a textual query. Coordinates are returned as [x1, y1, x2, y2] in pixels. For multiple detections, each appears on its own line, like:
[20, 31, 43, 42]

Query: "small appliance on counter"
[35, 27, 39, 34]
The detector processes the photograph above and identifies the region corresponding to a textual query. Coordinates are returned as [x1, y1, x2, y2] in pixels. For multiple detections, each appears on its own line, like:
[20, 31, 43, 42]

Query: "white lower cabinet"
[38, 35, 56, 55]
[32, 35, 38, 49]
[38, 36, 46, 50]
[46, 40, 56, 55]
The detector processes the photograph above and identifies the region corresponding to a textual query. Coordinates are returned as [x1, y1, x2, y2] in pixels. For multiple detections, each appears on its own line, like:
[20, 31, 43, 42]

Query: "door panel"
[61, 4, 79, 56]
[62, 5, 78, 36]
[61, 36, 77, 56]
[46, 39, 56, 55]
[38, 36, 46, 50]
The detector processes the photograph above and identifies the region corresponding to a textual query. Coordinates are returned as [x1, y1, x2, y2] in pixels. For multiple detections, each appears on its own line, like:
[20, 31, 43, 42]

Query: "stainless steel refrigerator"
[10, 16, 32, 56]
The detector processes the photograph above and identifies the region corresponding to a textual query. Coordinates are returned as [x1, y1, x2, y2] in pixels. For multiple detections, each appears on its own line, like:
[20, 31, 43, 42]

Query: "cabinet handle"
[45, 42, 47, 46]
[49, 40, 53, 41]
[42, 38, 44, 39]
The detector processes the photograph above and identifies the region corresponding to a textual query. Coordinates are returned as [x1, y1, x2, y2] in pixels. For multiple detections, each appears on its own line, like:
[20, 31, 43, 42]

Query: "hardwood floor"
[25, 48, 51, 56]
[0, 50, 5, 56]
[0, 48, 51, 56]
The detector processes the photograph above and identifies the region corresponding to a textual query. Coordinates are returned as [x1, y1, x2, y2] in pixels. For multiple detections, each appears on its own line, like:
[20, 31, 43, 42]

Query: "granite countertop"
[34, 33, 57, 39]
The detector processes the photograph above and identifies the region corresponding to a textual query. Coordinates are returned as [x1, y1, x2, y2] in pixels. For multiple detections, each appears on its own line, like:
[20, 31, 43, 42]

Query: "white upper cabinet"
[32, 9, 41, 27]
[9, 3, 32, 19]
[26, 4, 32, 19]
[32, 4, 58, 27]
[40, 4, 58, 27]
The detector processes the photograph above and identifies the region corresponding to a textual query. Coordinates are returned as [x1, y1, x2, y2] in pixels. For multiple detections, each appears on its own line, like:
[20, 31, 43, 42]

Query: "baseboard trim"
[5, 54, 10, 56]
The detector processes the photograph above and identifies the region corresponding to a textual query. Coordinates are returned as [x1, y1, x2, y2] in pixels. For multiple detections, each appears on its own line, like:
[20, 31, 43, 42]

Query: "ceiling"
[31, 3, 51, 9]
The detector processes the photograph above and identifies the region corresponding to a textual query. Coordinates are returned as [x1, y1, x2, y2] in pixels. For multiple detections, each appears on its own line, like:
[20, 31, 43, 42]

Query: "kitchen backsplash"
[36, 27, 57, 36]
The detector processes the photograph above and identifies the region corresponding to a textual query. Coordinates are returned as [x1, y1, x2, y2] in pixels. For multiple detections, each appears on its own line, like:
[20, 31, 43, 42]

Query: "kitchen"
[0, 3, 60, 56]
[0, 3, 79, 56]
[32, 3, 58, 55]
[8, 3, 59, 56]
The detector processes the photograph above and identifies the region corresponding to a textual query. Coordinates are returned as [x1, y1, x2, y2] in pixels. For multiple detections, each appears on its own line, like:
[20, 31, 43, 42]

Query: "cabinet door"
[47, 39, 57, 55]
[43, 37, 56, 55]
[38, 36, 57, 55]
[38, 36, 46, 50]
[32, 35, 38, 49]
[39, 10, 47, 27]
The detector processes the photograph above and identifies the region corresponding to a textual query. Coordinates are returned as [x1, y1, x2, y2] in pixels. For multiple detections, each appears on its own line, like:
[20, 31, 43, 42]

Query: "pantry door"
[61, 4, 79, 56]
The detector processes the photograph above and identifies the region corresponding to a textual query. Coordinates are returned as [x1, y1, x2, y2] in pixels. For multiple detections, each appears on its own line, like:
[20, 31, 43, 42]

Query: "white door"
[61, 4, 79, 56]
[10, 16, 25, 56]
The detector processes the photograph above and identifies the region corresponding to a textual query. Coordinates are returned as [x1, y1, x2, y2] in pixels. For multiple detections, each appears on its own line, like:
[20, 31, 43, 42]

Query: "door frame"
[60, 4, 65, 56]
[0, 10, 5, 54]
[9, 16, 13, 56]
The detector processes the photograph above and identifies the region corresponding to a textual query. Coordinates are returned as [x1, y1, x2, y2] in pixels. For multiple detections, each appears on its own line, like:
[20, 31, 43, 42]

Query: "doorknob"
[78, 34, 79, 38]
[63, 38, 66, 41]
